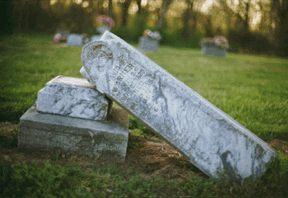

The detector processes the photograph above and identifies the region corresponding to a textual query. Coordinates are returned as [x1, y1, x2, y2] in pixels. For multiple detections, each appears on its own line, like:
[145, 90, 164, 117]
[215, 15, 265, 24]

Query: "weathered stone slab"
[67, 34, 83, 46]
[36, 76, 110, 121]
[80, 31, 277, 182]
[138, 36, 159, 52]
[18, 105, 129, 162]
[202, 46, 226, 57]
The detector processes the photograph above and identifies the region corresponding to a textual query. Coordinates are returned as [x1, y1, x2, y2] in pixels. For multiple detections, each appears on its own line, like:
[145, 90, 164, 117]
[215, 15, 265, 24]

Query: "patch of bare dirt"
[3, 122, 286, 181]
[0, 122, 18, 133]
[0, 122, 203, 181]
[269, 139, 288, 155]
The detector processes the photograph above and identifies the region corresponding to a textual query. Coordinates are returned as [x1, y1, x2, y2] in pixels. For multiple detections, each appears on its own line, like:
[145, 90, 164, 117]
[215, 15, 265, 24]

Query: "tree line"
[1, 0, 288, 57]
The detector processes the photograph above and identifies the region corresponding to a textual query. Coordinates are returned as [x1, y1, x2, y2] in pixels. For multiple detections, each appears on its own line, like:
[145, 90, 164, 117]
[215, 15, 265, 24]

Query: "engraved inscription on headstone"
[81, 31, 277, 182]
[37, 76, 110, 121]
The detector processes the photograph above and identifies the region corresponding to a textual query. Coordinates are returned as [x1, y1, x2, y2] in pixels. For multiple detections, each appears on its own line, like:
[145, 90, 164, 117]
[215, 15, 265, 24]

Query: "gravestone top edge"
[47, 75, 95, 89]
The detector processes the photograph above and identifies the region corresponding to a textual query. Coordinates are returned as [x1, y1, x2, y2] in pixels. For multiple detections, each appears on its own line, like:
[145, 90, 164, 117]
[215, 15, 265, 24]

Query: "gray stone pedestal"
[201, 45, 226, 57]
[18, 105, 129, 162]
[139, 36, 159, 52]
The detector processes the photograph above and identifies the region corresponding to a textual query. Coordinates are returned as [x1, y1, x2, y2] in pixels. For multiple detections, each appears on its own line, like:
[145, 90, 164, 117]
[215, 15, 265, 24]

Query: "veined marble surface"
[37, 76, 109, 121]
[80, 31, 277, 182]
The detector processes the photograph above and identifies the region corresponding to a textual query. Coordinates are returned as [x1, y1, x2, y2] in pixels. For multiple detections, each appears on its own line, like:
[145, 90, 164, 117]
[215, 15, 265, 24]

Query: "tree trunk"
[122, 0, 131, 26]
[108, 0, 113, 17]
[157, 0, 174, 31]
[136, 0, 142, 14]
[272, 0, 288, 56]
[243, 0, 250, 33]
[182, 0, 194, 40]
[205, 15, 213, 37]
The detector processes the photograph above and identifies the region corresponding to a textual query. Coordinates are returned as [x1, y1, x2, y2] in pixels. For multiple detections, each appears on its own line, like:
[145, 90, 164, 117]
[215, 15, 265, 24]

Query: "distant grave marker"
[91, 35, 102, 41]
[200, 36, 229, 58]
[139, 29, 161, 52]
[139, 36, 159, 52]
[67, 34, 83, 46]
[81, 31, 277, 182]
[201, 45, 226, 57]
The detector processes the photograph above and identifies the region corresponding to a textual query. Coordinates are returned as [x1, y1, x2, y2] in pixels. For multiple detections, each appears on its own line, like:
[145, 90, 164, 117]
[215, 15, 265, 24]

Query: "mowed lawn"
[1, 34, 287, 142]
[0, 34, 288, 197]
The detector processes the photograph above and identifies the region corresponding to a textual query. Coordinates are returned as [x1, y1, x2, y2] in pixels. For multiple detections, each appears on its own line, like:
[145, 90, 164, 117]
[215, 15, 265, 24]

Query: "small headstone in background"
[200, 36, 228, 58]
[67, 34, 83, 46]
[91, 35, 103, 41]
[97, 25, 111, 35]
[37, 76, 110, 121]
[58, 30, 70, 37]
[201, 45, 226, 57]
[139, 36, 159, 52]
[81, 31, 277, 182]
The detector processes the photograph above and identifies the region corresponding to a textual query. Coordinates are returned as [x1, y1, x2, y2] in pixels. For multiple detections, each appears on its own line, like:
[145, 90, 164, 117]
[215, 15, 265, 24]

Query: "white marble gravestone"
[139, 36, 159, 52]
[80, 31, 277, 182]
[37, 76, 110, 121]
[67, 34, 83, 46]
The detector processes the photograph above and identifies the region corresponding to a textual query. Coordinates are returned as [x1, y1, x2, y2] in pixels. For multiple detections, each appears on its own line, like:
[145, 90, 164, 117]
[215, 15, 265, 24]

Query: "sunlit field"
[0, 34, 288, 197]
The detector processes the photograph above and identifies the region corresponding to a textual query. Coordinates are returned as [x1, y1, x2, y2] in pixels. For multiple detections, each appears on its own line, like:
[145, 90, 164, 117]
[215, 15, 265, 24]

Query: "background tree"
[0, 0, 14, 35]
[157, 0, 174, 31]
[122, 0, 132, 26]
[271, 0, 288, 56]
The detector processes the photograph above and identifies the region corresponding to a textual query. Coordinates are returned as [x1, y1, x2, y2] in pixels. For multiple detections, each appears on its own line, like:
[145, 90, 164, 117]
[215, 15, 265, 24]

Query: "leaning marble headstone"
[67, 34, 83, 46]
[81, 31, 277, 182]
[37, 76, 110, 121]
[139, 36, 159, 52]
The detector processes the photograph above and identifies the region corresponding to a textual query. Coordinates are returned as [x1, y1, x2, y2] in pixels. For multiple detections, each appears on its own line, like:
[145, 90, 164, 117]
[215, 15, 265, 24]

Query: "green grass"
[1, 34, 288, 197]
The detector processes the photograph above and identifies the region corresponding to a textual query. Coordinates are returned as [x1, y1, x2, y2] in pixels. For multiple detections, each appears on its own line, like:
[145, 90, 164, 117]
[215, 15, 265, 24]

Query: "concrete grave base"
[18, 105, 129, 162]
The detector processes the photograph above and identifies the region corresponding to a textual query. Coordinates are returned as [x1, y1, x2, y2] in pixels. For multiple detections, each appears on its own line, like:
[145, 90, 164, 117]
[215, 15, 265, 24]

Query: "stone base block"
[202, 46, 226, 57]
[18, 105, 129, 162]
